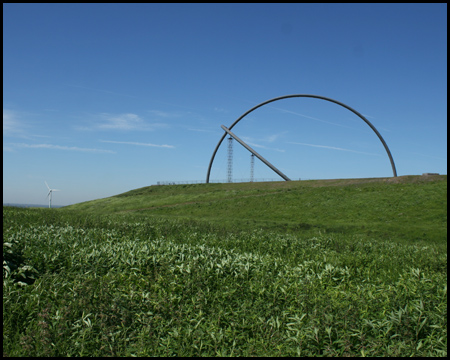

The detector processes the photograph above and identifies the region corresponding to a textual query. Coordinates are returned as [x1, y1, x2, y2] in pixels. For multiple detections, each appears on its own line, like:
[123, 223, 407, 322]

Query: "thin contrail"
[100, 140, 174, 148]
[12, 143, 116, 153]
[270, 106, 357, 130]
[288, 142, 380, 156]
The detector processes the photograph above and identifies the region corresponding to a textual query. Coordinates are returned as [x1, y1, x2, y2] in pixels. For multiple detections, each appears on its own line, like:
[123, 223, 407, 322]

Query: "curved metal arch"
[206, 94, 397, 183]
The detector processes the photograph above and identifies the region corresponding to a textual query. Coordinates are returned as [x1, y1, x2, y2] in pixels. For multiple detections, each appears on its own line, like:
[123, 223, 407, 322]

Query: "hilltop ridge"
[63, 175, 446, 243]
[65, 174, 445, 211]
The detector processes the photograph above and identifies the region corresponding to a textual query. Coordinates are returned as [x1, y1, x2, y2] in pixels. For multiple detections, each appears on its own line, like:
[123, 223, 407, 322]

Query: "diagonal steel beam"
[221, 125, 291, 181]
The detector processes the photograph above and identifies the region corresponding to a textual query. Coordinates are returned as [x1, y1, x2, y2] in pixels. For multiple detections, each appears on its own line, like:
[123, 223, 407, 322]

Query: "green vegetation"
[68, 175, 447, 244]
[3, 175, 447, 356]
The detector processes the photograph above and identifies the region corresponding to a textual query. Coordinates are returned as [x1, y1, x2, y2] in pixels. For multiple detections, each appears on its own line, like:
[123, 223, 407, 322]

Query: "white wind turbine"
[45, 181, 60, 208]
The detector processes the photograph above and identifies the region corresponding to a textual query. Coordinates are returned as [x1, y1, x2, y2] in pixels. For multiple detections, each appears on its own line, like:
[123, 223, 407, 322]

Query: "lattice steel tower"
[227, 136, 233, 183]
[250, 154, 255, 182]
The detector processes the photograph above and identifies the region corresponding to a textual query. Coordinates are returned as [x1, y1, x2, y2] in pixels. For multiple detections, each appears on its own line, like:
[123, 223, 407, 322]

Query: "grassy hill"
[65, 174, 447, 244]
[4, 174, 447, 356]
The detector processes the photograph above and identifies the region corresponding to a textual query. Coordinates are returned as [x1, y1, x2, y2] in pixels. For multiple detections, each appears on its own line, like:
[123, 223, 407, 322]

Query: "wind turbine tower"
[45, 181, 60, 208]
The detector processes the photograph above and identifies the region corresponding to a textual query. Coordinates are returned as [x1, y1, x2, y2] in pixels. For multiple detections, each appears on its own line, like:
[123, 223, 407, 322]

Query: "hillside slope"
[64, 175, 447, 243]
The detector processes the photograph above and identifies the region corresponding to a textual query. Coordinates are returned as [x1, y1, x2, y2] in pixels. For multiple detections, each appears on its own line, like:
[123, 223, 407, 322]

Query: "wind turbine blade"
[52, 189, 61, 191]
[45, 181, 50, 190]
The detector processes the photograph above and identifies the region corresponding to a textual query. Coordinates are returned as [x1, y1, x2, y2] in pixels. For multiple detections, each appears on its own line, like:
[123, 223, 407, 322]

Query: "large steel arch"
[206, 94, 397, 183]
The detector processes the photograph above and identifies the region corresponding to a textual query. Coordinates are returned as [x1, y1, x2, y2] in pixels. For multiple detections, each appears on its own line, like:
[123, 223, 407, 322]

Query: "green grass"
[67, 175, 447, 243]
[3, 175, 447, 356]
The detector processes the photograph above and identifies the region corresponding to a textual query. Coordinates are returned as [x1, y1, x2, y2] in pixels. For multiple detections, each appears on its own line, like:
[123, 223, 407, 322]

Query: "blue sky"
[3, 3, 447, 206]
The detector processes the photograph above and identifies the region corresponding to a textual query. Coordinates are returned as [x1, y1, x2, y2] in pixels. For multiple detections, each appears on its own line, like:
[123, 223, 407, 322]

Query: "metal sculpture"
[221, 125, 291, 181]
[206, 94, 397, 183]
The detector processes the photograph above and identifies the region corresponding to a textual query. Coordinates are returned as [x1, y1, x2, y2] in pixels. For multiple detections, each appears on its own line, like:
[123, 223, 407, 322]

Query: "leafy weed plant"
[3, 177, 447, 356]
[3, 204, 447, 356]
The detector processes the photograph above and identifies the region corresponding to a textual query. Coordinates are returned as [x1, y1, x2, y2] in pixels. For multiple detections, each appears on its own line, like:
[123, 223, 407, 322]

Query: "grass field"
[3, 175, 447, 356]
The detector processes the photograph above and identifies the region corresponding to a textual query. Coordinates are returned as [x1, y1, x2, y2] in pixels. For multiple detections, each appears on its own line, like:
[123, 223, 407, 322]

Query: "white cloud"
[240, 136, 285, 153]
[147, 110, 179, 118]
[263, 131, 288, 143]
[100, 140, 175, 148]
[11, 143, 116, 153]
[3, 109, 55, 140]
[3, 109, 22, 136]
[245, 141, 285, 153]
[97, 113, 147, 130]
[3, 144, 14, 152]
[288, 142, 380, 156]
[77, 113, 169, 132]
[362, 113, 375, 119]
